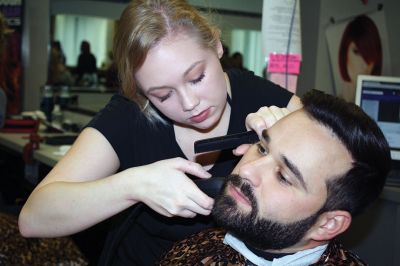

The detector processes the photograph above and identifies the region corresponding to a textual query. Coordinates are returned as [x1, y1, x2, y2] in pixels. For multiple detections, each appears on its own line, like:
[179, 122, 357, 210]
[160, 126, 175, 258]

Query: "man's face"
[213, 110, 353, 251]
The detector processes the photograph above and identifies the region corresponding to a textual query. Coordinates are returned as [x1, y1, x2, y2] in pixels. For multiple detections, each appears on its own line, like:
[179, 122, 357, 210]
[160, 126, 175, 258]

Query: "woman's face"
[135, 33, 226, 130]
[347, 42, 374, 85]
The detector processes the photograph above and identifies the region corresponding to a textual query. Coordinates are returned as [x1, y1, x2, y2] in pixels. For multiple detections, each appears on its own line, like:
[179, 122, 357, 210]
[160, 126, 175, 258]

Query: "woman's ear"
[217, 40, 224, 59]
[308, 211, 352, 241]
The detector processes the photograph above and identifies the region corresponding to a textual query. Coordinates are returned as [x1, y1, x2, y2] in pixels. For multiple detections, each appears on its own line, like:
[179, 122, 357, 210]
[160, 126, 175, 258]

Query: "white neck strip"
[223, 232, 328, 266]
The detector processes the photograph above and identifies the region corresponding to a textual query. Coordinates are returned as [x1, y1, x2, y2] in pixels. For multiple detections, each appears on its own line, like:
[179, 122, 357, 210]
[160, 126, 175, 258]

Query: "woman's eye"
[257, 143, 269, 156]
[158, 91, 172, 102]
[352, 47, 360, 55]
[190, 73, 205, 85]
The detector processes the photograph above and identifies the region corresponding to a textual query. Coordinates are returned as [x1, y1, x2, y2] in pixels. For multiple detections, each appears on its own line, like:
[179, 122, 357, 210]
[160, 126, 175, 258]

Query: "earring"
[142, 99, 149, 110]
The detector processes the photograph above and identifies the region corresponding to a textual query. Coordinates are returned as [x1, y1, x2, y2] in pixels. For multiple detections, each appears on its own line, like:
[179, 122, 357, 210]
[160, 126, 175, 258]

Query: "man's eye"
[190, 73, 205, 84]
[277, 172, 292, 186]
[257, 143, 269, 155]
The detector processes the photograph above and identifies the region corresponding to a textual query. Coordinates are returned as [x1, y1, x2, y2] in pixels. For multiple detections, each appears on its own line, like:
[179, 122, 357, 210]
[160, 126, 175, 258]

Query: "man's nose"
[237, 157, 267, 188]
[180, 88, 200, 111]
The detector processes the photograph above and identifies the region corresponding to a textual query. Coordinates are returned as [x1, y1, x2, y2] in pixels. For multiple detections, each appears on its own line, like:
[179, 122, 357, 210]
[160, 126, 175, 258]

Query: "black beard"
[212, 174, 320, 251]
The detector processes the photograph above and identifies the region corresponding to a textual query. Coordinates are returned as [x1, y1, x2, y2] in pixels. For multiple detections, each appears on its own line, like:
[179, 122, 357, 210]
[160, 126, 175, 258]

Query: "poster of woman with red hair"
[326, 9, 391, 102]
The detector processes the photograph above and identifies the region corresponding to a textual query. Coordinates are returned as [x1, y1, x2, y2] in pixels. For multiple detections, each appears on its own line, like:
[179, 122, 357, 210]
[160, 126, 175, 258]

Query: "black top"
[76, 53, 97, 79]
[87, 69, 293, 265]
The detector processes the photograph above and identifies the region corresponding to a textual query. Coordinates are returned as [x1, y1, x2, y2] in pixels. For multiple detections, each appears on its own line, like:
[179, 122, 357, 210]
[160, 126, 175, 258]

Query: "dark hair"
[338, 15, 382, 82]
[80, 40, 91, 54]
[51, 40, 61, 50]
[231, 52, 242, 59]
[302, 90, 390, 216]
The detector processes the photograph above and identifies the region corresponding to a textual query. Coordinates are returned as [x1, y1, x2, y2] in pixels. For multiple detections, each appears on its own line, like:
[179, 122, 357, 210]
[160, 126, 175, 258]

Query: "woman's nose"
[180, 88, 199, 111]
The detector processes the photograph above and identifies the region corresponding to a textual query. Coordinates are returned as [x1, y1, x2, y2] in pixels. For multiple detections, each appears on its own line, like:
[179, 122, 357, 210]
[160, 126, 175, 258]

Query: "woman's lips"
[228, 184, 252, 207]
[190, 108, 210, 123]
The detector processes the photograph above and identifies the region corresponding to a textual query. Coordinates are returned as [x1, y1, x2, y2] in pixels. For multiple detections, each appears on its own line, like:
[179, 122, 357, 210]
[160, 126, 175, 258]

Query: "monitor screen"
[355, 75, 400, 161]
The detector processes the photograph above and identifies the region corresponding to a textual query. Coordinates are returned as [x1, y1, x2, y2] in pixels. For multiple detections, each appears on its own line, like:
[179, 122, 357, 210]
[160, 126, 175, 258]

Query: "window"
[229, 29, 265, 77]
[54, 14, 115, 68]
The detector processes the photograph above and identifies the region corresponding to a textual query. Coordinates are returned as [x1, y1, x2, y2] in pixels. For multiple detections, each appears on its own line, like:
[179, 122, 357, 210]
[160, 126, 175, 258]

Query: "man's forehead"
[262, 111, 353, 189]
[261, 110, 309, 140]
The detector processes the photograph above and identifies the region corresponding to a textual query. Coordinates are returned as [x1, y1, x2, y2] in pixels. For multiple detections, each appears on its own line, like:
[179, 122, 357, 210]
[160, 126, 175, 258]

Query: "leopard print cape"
[0, 212, 88, 265]
[160, 228, 367, 266]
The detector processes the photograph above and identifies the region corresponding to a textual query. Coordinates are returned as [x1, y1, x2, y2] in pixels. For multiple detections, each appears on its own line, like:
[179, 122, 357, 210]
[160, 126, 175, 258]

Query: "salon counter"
[0, 109, 91, 184]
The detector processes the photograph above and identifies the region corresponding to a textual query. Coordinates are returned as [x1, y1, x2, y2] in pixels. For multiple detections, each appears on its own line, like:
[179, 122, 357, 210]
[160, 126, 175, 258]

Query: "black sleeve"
[86, 94, 144, 168]
[227, 69, 294, 132]
[228, 69, 293, 109]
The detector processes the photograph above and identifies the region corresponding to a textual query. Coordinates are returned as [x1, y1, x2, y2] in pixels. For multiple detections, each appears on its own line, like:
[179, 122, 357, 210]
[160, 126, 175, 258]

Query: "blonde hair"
[114, 0, 221, 123]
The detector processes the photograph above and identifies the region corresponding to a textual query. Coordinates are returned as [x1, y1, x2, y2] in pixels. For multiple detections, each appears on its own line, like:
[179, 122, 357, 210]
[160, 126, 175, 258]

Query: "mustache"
[225, 174, 257, 210]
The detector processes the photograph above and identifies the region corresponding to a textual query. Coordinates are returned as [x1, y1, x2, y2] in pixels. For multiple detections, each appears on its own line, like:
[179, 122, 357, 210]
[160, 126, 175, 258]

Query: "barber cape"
[160, 228, 367, 266]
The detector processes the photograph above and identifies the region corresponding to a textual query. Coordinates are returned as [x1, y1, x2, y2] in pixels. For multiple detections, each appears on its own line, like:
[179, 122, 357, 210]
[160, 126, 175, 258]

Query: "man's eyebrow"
[282, 155, 308, 192]
[147, 60, 204, 92]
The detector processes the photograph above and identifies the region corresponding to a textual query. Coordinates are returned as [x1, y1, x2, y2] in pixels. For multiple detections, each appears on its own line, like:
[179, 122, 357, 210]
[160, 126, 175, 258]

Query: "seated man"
[160, 90, 391, 265]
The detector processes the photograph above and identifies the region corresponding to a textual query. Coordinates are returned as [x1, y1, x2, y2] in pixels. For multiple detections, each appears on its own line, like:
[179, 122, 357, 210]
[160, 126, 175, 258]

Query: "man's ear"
[308, 211, 352, 241]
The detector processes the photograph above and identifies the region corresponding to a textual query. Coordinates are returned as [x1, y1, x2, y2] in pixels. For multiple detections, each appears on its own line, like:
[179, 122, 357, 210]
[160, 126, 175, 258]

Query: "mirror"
[49, 14, 118, 90]
[48, 0, 263, 113]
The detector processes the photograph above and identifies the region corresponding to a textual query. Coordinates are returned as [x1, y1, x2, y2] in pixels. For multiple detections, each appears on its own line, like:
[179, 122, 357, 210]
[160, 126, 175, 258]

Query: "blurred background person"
[105, 62, 119, 90]
[75, 40, 97, 86]
[231, 51, 247, 71]
[51, 40, 66, 65]
[220, 43, 232, 71]
[100, 50, 119, 90]
[48, 40, 73, 86]
[101, 50, 114, 71]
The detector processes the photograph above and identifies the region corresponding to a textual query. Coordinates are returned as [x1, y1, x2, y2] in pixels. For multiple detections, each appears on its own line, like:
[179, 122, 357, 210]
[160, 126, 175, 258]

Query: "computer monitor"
[355, 75, 400, 161]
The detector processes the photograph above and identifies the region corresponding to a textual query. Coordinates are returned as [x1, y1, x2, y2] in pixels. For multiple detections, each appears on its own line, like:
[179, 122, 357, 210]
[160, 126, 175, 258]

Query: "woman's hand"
[233, 106, 291, 156]
[129, 157, 214, 218]
[245, 105, 291, 135]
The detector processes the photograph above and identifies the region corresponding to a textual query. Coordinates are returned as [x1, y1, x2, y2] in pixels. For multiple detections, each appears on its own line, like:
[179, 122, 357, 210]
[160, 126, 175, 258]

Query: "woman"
[76, 40, 97, 86]
[48, 41, 73, 86]
[19, 0, 301, 264]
